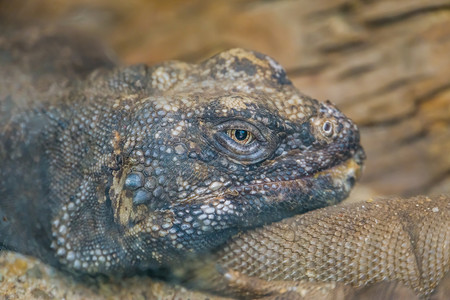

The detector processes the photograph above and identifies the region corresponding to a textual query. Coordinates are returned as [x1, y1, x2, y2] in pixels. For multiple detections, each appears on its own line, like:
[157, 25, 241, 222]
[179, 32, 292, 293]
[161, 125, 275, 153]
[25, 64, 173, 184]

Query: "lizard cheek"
[124, 173, 154, 206]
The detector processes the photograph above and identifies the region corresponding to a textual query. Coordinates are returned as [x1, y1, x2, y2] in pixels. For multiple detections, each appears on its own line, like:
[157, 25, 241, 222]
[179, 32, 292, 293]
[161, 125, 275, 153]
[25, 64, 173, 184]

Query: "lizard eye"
[211, 120, 278, 164]
[226, 129, 255, 145]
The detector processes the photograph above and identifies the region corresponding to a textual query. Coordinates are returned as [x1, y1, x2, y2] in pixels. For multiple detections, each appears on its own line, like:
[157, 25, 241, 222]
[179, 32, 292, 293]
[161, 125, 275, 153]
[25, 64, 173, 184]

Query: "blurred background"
[1, 0, 449, 200]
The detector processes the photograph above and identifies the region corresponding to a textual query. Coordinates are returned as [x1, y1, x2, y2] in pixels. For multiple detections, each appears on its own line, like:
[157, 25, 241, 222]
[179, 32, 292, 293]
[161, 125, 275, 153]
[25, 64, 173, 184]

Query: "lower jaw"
[233, 157, 362, 204]
[261, 156, 363, 215]
[228, 156, 364, 215]
[246, 156, 363, 195]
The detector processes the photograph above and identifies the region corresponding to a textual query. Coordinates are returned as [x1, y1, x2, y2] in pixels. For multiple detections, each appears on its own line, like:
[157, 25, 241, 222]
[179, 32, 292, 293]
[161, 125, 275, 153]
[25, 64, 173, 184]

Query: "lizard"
[0, 26, 364, 276]
[0, 26, 448, 300]
[182, 195, 449, 299]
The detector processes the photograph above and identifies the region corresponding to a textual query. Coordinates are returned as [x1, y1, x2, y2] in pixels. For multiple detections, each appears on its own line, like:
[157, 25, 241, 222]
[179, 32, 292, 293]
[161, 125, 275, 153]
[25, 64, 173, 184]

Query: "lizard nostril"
[347, 175, 356, 188]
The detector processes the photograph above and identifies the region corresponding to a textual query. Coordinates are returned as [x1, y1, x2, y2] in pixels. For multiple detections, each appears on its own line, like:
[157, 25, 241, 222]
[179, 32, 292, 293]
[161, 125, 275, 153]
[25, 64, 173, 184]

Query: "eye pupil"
[235, 130, 248, 141]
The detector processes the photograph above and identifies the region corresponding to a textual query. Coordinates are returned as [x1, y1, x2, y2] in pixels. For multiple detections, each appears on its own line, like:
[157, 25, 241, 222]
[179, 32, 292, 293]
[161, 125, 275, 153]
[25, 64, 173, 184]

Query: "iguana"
[0, 27, 363, 275]
[2, 27, 447, 300]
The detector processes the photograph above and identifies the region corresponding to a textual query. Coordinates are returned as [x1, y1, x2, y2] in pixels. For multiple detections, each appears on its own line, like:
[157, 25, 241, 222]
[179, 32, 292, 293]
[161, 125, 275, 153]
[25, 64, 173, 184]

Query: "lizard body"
[187, 195, 449, 299]
[0, 28, 364, 275]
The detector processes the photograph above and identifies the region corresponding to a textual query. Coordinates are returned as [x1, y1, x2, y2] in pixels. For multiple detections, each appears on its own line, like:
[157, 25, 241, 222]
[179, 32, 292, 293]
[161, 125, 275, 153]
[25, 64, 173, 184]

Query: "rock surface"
[0, 251, 231, 300]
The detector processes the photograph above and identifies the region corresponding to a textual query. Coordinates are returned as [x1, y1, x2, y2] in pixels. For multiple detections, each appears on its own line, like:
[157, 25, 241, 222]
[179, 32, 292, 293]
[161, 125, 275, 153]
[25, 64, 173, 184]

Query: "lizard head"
[113, 49, 365, 264]
[51, 49, 364, 273]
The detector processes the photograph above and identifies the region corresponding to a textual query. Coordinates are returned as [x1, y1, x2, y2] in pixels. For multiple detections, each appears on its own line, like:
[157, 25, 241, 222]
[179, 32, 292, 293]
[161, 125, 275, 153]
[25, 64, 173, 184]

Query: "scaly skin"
[186, 195, 449, 299]
[0, 28, 364, 275]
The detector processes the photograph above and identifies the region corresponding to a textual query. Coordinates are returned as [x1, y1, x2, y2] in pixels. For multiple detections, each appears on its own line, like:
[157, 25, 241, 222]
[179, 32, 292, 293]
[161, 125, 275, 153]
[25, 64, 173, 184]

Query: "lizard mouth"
[313, 151, 363, 191]
[171, 146, 365, 212]
[230, 146, 365, 196]
[317, 146, 365, 189]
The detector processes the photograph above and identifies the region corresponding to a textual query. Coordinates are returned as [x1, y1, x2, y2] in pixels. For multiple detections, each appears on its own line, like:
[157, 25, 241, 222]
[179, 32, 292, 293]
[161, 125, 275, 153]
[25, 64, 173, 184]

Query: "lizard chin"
[318, 154, 363, 195]
[303, 146, 365, 198]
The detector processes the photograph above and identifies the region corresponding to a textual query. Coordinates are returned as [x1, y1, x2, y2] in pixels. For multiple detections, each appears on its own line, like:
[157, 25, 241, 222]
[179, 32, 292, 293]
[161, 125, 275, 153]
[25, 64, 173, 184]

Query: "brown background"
[0, 1, 449, 299]
[1, 0, 449, 200]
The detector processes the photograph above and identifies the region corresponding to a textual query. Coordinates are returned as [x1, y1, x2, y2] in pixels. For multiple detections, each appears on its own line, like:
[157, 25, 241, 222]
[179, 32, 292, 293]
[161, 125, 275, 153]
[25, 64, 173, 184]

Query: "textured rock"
[0, 251, 231, 300]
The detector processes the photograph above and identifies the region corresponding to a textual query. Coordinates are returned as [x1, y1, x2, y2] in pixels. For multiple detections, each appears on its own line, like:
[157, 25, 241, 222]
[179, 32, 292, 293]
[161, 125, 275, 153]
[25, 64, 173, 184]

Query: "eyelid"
[210, 119, 279, 164]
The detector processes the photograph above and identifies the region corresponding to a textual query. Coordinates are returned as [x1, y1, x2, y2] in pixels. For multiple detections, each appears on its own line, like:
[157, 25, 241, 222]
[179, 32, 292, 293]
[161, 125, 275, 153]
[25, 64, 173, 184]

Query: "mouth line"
[173, 151, 364, 206]
[230, 155, 363, 193]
